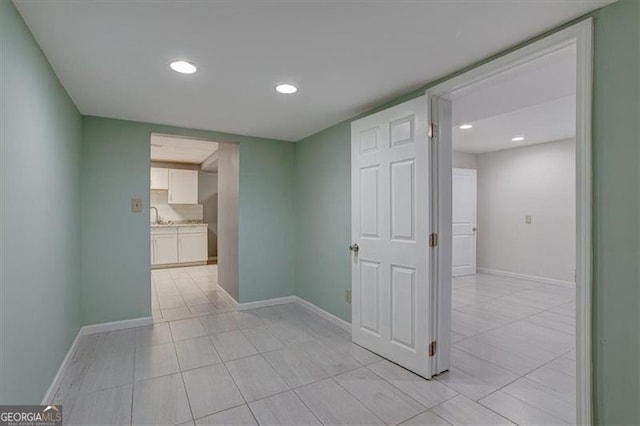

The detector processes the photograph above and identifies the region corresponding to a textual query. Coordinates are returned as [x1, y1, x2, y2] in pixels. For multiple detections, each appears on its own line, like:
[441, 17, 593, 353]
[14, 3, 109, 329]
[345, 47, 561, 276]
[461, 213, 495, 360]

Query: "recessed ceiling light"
[275, 83, 298, 94]
[459, 124, 473, 130]
[170, 61, 197, 74]
[511, 136, 525, 142]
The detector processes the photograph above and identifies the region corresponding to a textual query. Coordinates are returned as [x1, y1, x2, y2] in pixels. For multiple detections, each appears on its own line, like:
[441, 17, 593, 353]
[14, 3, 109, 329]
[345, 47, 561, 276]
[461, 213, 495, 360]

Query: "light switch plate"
[346, 289, 352, 303]
[131, 198, 143, 213]
[525, 215, 532, 224]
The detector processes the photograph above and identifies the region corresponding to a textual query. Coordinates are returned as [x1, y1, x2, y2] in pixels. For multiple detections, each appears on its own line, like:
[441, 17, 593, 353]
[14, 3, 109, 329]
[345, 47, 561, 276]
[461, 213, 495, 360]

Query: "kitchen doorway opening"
[148, 133, 239, 322]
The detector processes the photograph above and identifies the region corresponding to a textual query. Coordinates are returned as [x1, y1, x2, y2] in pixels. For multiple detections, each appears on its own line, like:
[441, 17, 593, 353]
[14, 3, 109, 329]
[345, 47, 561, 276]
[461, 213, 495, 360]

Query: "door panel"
[390, 265, 415, 349]
[351, 96, 432, 379]
[360, 166, 380, 238]
[390, 160, 415, 241]
[359, 260, 381, 335]
[452, 168, 477, 276]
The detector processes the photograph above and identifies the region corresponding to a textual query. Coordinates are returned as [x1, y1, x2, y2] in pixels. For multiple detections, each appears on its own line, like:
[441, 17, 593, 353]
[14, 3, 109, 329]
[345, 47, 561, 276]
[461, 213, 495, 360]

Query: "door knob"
[472, 227, 478, 232]
[348, 243, 359, 253]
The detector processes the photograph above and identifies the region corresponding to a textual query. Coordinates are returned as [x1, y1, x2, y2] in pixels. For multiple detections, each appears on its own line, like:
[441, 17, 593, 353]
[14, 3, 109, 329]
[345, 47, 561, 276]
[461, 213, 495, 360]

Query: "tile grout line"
[453, 294, 575, 344]
[155, 266, 222, 321]
[452, 285, 575, 359]
[128, 331, 137, 426]
[330, 374, 395, 424]
[431, 392, 519, 425]
[397, 407, 452, 425]
[286, 384, 325, 425]
[167, 322, 197, 425]
[361, 362, 460, 416]
[465, 349, 576, 425]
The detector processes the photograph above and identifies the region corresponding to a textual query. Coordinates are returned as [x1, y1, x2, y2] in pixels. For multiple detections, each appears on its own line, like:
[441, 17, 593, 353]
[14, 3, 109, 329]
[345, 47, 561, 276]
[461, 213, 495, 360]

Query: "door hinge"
[429, 233, 438, 247]
[428, 123, 437, 138]
[428, 341, 437, 357]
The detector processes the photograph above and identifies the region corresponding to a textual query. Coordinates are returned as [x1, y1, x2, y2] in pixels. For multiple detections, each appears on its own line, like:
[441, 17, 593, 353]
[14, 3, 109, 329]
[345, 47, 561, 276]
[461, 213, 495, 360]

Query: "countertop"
[151, 222, 207, 228]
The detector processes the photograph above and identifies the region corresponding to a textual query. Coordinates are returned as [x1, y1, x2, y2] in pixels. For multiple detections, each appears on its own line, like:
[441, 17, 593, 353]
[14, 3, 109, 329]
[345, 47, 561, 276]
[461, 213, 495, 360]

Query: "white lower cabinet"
[152, 228, 178, 265]
[178, 231, 208, 263]
[152, 225, 207, 266]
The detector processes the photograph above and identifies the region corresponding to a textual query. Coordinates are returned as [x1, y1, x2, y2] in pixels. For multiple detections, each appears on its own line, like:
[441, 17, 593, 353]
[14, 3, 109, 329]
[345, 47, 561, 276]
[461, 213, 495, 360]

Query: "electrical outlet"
[525, 215, 532, 224]
[131, 198, 143, 213]
[345, 289, 352, 303]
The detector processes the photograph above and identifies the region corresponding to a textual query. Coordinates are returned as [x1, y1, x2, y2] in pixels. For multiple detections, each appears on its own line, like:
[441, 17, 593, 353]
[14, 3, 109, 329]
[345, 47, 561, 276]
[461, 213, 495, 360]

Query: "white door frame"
[426, 20, 593, 425]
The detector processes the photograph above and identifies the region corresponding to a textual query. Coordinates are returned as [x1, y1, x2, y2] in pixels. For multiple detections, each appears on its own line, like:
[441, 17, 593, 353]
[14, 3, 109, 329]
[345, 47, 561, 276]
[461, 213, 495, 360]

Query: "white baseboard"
[477, 268, 575, 287]
[41, 316, 152, 404]
[41, 328, 83, 404]
[294, 296, 351, 332]
[237, 296, 297, 311]
[216, 284, 239, 307]
[82, 316, 153, 335]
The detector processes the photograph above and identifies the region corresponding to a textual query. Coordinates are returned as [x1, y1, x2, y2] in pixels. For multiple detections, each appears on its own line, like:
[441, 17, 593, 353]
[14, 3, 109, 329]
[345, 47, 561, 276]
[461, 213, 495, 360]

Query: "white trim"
[294, 297, 351, 332]
[151, 261, 207, 270]
[82, 316, 153, 335]
[428, 24, 584, 98]
[41, 316, 153, 404]
[40, 329, 84, 404]
[477, 268, 575, 287]
[426, 19, 593, 426]
[216, 284, 239, 308]
[573, 19, 593, 426]
[430, 96, 453, 374]
[237, 296, 297, 311]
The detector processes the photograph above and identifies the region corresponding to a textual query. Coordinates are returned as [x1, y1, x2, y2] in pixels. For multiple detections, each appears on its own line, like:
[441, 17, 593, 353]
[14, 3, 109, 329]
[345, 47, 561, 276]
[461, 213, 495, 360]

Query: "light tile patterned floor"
[53, 269, 576, 425]
[151, 265, 236, 322]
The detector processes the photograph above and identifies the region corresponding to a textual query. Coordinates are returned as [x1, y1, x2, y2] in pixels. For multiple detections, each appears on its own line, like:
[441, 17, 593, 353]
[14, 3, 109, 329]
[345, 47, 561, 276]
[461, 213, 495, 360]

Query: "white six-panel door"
[351, 96, 432, 378]
[452, 168, 477, 277]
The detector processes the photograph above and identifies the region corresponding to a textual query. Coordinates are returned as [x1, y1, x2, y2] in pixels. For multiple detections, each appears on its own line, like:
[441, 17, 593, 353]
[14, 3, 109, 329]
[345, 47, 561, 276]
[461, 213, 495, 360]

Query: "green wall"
[238, 138, 296, 303]
[295, 121, 352, 321]
[81, 117, 295, 324]
[294, 1, 640, 422]
[0, 0, 82, 403]
[591, 1, 640, 423]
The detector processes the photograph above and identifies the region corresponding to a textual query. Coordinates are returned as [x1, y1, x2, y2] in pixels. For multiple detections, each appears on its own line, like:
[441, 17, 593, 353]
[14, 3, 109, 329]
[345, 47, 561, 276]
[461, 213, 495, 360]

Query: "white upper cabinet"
[168, 169, 198, 204]
[150, 167, 169, 190]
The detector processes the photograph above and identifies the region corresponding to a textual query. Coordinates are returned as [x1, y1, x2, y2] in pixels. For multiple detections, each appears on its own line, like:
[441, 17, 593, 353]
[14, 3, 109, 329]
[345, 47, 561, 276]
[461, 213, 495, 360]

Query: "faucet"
[150, 206, 159, 224]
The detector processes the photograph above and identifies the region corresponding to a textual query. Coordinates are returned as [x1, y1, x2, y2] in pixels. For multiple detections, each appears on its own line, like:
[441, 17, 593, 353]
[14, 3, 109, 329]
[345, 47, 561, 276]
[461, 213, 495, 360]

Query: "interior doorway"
[350, 18, 592, 426]
[429, 20, 592, 425]
[148, 134, 239, 322]
[452, 168, 477, 277]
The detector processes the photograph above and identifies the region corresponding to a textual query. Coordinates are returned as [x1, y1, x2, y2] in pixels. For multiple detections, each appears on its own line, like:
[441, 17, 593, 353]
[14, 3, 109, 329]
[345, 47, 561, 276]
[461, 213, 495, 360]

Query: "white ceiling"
[453, 95, 576, 154]
[14, 1, 612, 142]
[452, 43, 576, 154]
[150, 134, 218, 164]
